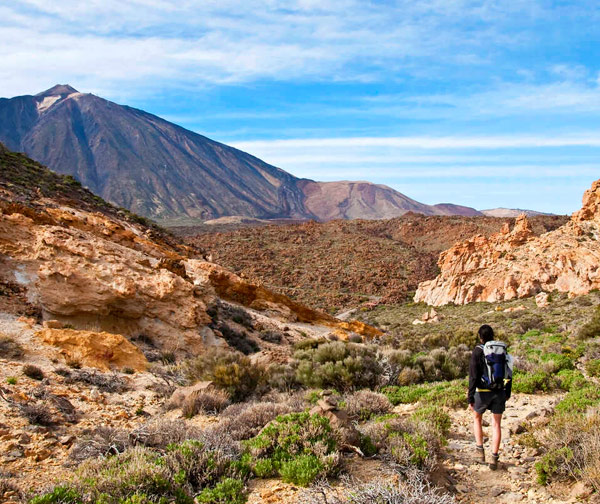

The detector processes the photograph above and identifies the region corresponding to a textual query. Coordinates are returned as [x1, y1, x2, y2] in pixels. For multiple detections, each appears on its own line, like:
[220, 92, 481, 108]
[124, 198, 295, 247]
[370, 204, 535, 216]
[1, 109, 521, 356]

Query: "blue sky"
[1, 0, 600, 213]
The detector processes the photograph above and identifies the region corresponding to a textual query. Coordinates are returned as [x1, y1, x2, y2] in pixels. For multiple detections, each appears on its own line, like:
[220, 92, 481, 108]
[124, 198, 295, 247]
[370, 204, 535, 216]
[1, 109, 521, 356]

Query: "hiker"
[468, 324, 513, 470]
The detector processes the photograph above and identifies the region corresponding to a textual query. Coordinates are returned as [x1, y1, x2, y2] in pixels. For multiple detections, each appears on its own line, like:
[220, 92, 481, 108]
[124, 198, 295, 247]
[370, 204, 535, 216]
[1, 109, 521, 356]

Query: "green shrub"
[421, 381, 467, 409]
[162, 441, 249, 497]
[184, 348, 262, 402]
[536, 447, 573, 485]
[382, 384, 431, 405]
[362, 416, 441, 471]
[578, 307, 600, 340]
[6, 376, 17, 385]
[511, 370, 554, 394]
[555, 386, 600, 415]
[411, 406, 451, 439]
[56, 439, 251, 504]
[556, 369, 587, 391]
[358, 433, 377, 457]
[244, 412, 339, 486]
[382, 380, 466, 409]
[293, 341, 383, 391]
[75, 447, 187, 504]
[540, 353, 574, 372]
[279, 454, 325, 487]
[535, 412, 600, 489]
[29, 486, 82, 504]
[196, 478, 246, 504]
[585, 358, 600, 377]
[398, 432, 429, 467]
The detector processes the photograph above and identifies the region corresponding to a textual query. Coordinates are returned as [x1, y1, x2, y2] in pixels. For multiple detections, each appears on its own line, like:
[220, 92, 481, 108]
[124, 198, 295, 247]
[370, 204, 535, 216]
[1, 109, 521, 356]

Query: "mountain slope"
[1, 85, 480, 223]
[481, 208, 553, 217]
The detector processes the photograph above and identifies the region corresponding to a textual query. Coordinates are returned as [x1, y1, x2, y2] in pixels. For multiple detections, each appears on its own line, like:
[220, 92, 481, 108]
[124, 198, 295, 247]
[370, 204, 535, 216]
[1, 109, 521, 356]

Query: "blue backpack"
[479, 341, 513, 391]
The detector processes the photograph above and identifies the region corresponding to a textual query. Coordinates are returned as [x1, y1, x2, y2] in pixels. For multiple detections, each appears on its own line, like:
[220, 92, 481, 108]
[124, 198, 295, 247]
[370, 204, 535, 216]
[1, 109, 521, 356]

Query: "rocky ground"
[0, 146, 597, 504]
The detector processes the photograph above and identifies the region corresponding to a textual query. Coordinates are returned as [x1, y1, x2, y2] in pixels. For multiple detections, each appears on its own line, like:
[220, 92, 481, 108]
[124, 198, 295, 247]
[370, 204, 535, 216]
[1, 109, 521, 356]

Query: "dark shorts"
[474, 391, 506, 414]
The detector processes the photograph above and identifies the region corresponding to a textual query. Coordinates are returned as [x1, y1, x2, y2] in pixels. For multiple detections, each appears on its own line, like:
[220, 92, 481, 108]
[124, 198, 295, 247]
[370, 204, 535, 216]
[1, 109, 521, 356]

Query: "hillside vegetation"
[185, 214, 567, 311]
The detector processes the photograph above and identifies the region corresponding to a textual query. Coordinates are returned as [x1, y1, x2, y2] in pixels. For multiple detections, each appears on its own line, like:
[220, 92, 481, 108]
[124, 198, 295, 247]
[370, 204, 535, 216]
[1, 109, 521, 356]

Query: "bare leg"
[472, 410, 484, 446]
[491, 413, 502, 454]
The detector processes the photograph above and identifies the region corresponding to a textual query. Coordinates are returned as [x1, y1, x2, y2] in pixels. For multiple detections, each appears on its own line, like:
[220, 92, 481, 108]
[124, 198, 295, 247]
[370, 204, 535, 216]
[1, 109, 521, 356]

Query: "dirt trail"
[443, 393, 570, 504]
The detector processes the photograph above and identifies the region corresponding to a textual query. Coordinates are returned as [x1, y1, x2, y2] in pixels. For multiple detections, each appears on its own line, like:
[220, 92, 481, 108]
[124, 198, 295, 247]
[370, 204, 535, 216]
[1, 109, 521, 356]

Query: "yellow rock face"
[36, 328, 147, 372]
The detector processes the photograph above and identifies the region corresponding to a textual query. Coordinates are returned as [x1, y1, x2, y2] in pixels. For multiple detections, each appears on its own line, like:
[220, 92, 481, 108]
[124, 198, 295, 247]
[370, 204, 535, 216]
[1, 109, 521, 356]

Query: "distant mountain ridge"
[481, 208, 554, 218]
[1, 85, 484, 223]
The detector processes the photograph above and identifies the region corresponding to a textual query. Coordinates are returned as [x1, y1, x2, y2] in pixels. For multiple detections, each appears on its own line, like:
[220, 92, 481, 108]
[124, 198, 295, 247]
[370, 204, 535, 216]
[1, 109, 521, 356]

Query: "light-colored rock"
[415, 180, 600, 305]
[0, 199, 380, 358]
[503, 305, 526, 313]
[42, 320, 63, 329]
[569, 481, 593, 499]
[535, 292, 550, 308]
[36, 328, 147, 371]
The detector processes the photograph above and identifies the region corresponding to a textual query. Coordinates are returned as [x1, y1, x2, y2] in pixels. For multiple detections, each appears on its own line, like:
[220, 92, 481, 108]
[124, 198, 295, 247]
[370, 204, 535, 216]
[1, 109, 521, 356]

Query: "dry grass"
[0, 335, 24, 359]
[536, 410, 600, 490]
[213, 401, 296, 441]
[69, 427, 130, 463]
[181, 389, 230, 417]
[18, 403, 54, 426]
[62, 369, 128, 393]
[343, 390, 392, 421]
[129, 418, 201, 449]
[300, 471, 455, 504]
[22, 364, 44, 381]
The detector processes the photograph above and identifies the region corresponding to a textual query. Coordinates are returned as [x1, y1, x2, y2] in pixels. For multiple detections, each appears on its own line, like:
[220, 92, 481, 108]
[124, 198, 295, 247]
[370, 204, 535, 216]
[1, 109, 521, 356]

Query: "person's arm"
[468, 347, 480, 405]
[505, 374, 512, 401]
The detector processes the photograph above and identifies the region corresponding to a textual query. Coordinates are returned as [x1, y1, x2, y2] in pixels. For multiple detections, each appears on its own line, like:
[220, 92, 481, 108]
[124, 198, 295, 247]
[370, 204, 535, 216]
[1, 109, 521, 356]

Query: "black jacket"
[468, 345, 512, 404]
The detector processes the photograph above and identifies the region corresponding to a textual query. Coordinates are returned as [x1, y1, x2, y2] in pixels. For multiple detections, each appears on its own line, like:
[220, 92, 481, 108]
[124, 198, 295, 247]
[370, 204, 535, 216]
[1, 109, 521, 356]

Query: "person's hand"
[469, 403, 475, 412]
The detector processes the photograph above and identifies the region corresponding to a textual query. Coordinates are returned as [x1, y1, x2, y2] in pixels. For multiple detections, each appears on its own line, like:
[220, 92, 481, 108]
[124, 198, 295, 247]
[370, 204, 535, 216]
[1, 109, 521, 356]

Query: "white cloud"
[233, 134, 600, 152]
[0, 0, 562, 97]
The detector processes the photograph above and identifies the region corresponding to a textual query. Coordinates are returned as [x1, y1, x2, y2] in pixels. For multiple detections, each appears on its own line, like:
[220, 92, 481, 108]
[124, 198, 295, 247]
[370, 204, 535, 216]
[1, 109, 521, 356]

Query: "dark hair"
[478, 324, 494, 343]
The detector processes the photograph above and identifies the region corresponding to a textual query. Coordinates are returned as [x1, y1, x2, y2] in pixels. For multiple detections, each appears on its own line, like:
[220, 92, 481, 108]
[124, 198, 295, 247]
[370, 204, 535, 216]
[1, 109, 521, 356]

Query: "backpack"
[479, 341, 513, 392]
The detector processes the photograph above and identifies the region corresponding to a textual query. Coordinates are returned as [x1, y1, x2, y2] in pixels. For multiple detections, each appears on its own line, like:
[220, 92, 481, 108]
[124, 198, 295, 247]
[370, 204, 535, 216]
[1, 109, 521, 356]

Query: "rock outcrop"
[36, 328, 148, 371]
[415, 179, 600, 306]
[0, 145, 379, 358]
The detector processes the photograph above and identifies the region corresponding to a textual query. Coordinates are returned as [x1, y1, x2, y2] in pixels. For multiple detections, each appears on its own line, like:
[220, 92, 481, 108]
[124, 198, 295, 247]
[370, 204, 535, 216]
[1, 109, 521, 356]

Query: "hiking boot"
[489, 453, 499, 470]
[475, 445, 485, 463]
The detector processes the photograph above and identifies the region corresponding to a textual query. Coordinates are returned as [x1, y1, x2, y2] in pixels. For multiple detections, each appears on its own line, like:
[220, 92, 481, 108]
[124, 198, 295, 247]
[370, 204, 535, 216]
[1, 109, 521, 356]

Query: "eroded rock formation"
[415, 179, 600, 306]
[0, 147, 380, 360]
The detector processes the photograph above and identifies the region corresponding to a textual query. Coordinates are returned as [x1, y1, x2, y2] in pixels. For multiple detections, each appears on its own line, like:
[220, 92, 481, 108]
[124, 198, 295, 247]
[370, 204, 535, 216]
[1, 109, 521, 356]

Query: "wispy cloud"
[3, 0, 594, 98]
[234, 134, 600, 152]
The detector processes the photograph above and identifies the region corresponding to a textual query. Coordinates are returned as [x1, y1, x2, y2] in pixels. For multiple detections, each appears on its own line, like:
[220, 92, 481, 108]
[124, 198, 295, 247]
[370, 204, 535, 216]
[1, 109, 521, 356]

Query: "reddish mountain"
[1, 85, 482, 224]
